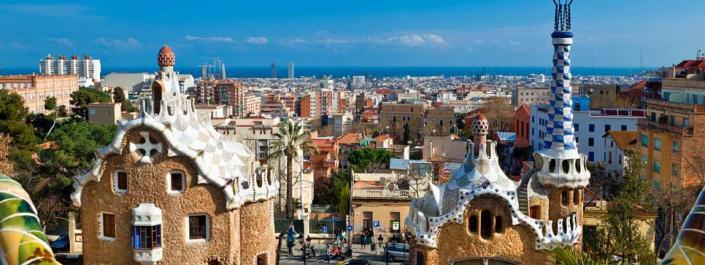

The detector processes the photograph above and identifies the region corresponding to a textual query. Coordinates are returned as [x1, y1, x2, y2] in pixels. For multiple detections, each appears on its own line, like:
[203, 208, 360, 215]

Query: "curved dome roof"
[157, 45, 175, 67]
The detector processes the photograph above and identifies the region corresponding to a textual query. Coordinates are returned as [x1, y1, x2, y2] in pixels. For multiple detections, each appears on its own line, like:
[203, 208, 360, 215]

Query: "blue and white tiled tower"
[535, 0, 590, 188]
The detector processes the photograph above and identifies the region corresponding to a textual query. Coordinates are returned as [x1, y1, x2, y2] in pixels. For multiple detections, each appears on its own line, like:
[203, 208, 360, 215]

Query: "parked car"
[346, 259, 371, 265]
[50, 234, 69, 251]
[385, 243, 409, 262]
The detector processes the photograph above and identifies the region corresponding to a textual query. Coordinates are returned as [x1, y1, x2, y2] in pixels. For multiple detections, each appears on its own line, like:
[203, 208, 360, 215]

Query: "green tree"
[0, 90, 37, 169]
[587, 150, 656, 264]
[112, 87, 137, 112]
[270, 120, 317, 264]
[402, 124, 411, 145]
[44, 96, 57, 112]
[56, 105, 68, 117]
[16, 122, 116, 230]
[70, 87, 112, 119]
[551, 247, 614, 265]
[315, 171, 351, 217]
[347, 148, 395, 173]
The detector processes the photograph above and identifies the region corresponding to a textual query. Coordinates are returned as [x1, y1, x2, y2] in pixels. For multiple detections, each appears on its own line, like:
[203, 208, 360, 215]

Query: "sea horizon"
[0, 65, 656, 78]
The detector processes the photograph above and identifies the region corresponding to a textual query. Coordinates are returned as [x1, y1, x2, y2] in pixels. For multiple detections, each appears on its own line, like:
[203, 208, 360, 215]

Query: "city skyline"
[1, 0, 704, 68]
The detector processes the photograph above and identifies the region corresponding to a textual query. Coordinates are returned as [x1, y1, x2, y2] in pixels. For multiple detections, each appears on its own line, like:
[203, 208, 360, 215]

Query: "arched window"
[469, 215, 478, 234]
[480, 210, 492, 239]
[561, 190, 568, 206]
[549, 159, 557, 173]
[573, 189, 581, 205]
[495, 216, 503, 233]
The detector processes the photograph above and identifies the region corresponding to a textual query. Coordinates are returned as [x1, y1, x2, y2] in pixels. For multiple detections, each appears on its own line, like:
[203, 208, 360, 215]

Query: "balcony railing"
[663, 79, 705, 90]
[645, 98, 705, 114]
[638, 119, 694, 136]
[352, 188, 424, 200]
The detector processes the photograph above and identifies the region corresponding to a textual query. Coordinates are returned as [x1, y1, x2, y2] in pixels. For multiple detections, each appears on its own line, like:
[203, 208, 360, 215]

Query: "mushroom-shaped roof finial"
[157, 45, 175, 67]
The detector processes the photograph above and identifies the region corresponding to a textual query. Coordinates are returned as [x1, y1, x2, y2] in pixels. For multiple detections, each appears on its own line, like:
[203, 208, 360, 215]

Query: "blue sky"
[0, 0, 703, 68]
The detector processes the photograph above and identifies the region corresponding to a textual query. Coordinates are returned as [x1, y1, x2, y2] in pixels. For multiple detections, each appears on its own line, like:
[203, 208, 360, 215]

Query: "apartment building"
[0, 74, 78, 114]
[305, 137, 339, 194]
[425, 107, 456, 136]
[531, 104, 645, 164]
[511, 87, 551, 107]
[379, 103, 425, 144]
[40, 54, 101, 82]
[351, 171, 429, 240]
[638, 62, 705, 188]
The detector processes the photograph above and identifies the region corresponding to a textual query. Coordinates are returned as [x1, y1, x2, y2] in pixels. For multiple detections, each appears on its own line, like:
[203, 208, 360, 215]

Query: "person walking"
[286, 226, 296, 258]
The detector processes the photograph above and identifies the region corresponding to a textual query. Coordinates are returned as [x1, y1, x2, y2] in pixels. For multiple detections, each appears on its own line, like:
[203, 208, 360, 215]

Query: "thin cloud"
[398, 34, 425, 46]
[185, 35, 235, 43]
[246, 37, 269, 45]
[1, 4, 101, 20]
[94, 37, 142, 49]
[284, 33, 449, 48]
[49, 38, 74, 47]
[425, 34, 448, 46]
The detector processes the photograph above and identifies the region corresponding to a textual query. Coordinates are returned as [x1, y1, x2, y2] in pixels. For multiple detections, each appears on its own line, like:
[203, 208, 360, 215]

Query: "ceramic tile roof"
[337, 133, 362, 145]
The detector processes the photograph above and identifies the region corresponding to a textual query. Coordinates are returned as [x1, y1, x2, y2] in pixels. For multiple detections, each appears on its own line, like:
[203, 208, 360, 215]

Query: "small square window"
[641, 134, 649, 147]
[168, 171, 185, 193]
[101, 213, 116, 239]
[672, 141, 681, 152]
[188, 215, 209, 241]
[672, 166, 680, 177]
[114, 171, 128, 193]
[588, 124, 595, 132]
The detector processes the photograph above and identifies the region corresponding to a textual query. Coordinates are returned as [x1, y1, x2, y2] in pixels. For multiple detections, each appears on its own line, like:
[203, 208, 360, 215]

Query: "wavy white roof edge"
[71, 89, 278, 210]
[406, 182, 581, 250]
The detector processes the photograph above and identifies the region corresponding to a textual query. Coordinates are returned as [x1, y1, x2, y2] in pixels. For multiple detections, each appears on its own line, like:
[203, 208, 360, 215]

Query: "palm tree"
[270, 119, 317, 264]
[551, 246, 616, 265]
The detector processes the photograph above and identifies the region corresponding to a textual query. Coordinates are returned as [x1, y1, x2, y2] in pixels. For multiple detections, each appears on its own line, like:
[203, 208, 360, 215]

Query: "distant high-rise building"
[288, 62, 295, 79]
[271, 63, 277, 78]
[39, 54, 101, 82]
[221, 63, 227, 80]
[352, 76, 366, 89]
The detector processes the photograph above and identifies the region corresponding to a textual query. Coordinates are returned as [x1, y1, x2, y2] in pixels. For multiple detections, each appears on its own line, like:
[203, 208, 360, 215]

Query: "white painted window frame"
[166, 170, 186, 195]
[99, 211, 116, 242]
[185, 214, 210, 244]
[113, 170, 128, 195]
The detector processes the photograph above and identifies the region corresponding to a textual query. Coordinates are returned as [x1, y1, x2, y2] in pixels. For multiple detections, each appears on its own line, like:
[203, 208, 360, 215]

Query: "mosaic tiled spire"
[533, 0, 589, 189]
[544, 0, 576, 152]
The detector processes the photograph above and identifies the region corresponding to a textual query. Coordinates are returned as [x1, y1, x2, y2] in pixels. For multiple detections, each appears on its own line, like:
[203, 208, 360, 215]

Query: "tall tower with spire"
[535, 0, 590, 227]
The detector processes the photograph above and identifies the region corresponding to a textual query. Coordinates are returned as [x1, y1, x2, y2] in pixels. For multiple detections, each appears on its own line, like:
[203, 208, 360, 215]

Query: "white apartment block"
[40, 54, 101, 82]
[530, 104, 645, 164]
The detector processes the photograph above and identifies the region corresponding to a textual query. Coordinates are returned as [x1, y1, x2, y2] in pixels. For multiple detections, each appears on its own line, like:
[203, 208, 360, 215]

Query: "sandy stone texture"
[80, 127, 276, 265]
[410, 195, 553, 265]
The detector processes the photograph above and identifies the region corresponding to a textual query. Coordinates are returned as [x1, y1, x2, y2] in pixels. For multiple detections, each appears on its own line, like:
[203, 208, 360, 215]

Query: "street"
[279, 244, 406, 265]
